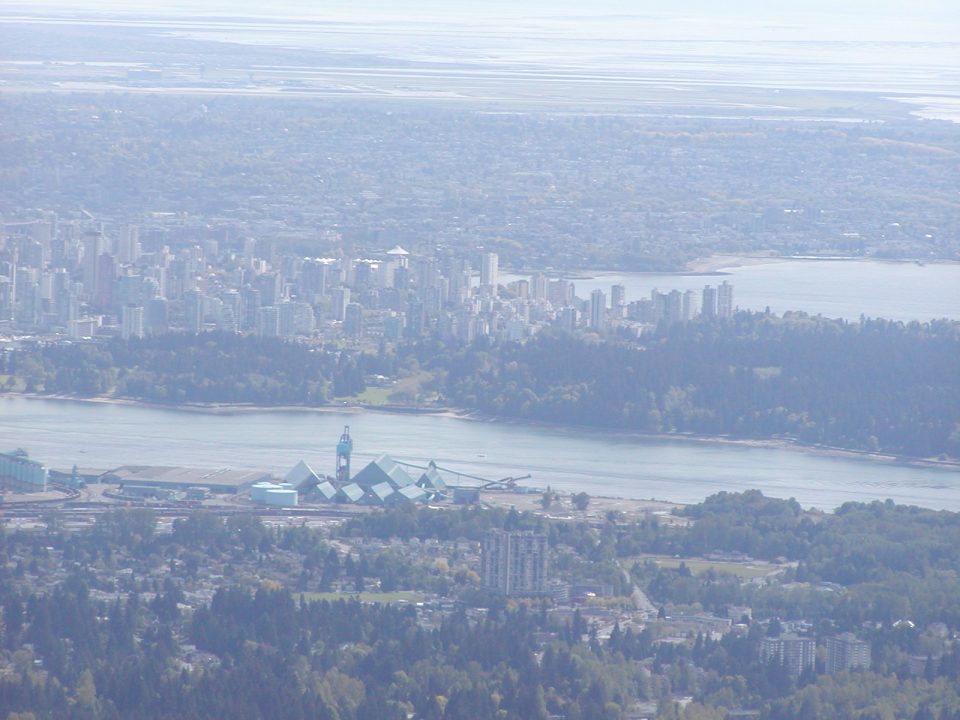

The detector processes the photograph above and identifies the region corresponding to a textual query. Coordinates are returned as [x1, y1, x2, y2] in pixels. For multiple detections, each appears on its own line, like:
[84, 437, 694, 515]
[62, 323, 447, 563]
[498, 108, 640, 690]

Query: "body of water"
[506, 259, 960, 321]
[2, 397, 959, 512]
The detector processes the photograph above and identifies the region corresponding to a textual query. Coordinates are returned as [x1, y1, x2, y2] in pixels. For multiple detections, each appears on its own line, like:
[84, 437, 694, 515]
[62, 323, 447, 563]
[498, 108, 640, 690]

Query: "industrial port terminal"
[0, 427, 536, 520]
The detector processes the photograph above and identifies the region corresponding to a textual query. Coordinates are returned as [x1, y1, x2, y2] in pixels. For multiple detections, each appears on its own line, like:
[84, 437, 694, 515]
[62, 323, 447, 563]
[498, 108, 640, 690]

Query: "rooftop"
[104, 466, 271, 491]
[352, 454, 415, 490]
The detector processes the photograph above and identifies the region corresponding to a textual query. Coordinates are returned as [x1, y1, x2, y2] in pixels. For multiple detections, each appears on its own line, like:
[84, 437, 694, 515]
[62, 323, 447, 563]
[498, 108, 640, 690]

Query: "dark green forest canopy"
[433, 315, 960, 457]
[4, 493, 960, 718]
[5, 313, 960, 457]
[2, 333, 368, 403]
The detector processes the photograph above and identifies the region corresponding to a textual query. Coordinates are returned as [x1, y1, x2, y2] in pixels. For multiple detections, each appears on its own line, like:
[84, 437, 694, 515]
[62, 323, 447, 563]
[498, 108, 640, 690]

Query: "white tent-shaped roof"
[284, 460, 321, 491]
[352, 454, 415, 490]
[315, 480, 338, 502]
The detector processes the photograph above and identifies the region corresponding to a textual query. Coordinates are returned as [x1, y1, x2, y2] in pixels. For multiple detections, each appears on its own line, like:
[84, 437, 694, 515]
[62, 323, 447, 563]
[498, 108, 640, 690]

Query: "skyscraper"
[664, 289, 683, 324]
[257, 306, 280, 337]
[145, 297, 169, 336]
[558, 306, 578, 333]
[344, 302, 364, 338]
[300, 258, 329, 298]
[0, 278, 14, 322]
[121, 304, 145, 340]
[682, 289, 698, 321]
[702, 285, 718, 318]
[183, 289, 204, 333]
[480, 251, 499, 291]
[718, 280, 734, 318]
[548, 279, 574, 307]
[333, 287, 351, 322]
[610, 283, 626, 317]
[589, 288, 607, 331]
[81, 230, 104, 294]
[406, 298, 425, 339]
[531, 272, 547, 301]
[241, 286, 261, 332]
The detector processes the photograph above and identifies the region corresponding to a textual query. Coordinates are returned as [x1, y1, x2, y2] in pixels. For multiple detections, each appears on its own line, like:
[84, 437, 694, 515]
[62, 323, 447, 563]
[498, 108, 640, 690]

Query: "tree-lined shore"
[3, 313, 959, 460]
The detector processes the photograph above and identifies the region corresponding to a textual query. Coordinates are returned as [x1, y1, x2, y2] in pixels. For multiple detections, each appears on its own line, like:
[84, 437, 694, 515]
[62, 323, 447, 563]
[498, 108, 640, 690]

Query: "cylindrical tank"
[264, 488, 298, 507]
[250, 482, 280, 503]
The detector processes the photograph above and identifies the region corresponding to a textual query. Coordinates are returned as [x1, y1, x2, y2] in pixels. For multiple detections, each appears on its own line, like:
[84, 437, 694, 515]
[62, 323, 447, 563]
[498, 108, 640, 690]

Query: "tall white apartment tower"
[480, 252, 499, 291]
[717, 281, 734, 318]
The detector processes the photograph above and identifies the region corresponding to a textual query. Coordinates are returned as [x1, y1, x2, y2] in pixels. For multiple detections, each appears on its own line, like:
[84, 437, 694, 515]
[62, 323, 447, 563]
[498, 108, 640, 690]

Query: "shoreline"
[683, 254, 786, 274]
[512, 254, 960, 279]
[684, 254, 960, 274]
[6, 392, 959, 475]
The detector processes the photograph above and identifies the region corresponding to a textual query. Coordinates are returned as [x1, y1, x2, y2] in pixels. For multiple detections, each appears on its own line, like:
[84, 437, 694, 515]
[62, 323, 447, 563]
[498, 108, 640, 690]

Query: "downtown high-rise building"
[701, 285, 718, 318]
[610, 283, 626, 318]
[121, 304, 145, 340]
[718, 280, 734, 318]
[257, 305, 280, 337]
[344, 302, 364, 338]
[589, 288, 607, 331]
[333, 287, 351, 322]
[682, 289, 698, 321]
[558, 306, 578, 334]
[183, 289, 204, 333]
[480, 252, 499, 292]
[531, 272, 548, 301]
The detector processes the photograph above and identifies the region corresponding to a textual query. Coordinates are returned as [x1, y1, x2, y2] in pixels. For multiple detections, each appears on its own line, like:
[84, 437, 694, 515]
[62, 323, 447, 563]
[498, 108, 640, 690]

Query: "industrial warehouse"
[102, 465, 273, 494]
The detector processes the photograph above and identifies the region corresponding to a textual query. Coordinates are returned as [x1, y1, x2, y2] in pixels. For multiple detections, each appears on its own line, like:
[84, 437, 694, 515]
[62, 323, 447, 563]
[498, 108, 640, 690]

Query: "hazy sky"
[6, 0, 959, 23]
[3, 1, 958, 46]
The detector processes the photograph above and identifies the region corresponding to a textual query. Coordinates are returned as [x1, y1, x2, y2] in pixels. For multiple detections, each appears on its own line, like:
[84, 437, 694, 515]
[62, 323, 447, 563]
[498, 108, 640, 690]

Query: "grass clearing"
[353, 386, 392, 405]
[338, 370, 442, 406]
[0, 375, 26, 392]
[628, 555, 777, 579]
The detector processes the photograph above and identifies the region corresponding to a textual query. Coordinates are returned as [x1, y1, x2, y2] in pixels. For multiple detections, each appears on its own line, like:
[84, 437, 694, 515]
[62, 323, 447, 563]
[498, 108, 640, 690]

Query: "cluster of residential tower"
[1, 214, 733, 344]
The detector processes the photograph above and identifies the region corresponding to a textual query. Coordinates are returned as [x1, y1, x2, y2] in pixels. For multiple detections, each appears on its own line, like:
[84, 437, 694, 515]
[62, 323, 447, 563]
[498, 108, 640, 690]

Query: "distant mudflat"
[1, 4, 957, 119]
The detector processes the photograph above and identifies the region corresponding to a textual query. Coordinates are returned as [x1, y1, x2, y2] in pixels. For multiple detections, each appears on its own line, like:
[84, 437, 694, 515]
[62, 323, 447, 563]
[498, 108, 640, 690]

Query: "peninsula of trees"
[5, 312, 960, 459]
